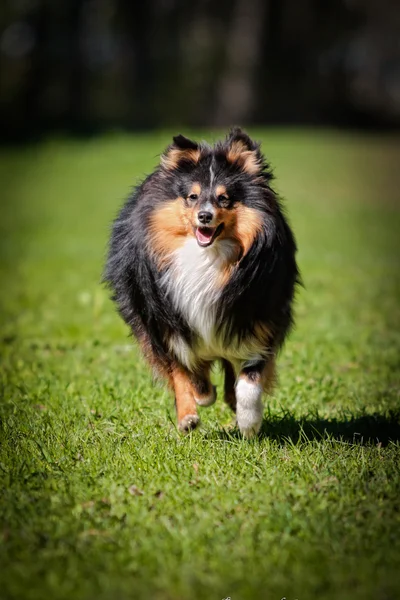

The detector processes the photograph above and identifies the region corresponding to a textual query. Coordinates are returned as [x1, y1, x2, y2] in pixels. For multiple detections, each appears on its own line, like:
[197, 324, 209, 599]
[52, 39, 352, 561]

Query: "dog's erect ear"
[226, 127, 258, 151]
[172, 134, 199, 151]
[224, 127, 263, 175]
[161, 134, 201, 170]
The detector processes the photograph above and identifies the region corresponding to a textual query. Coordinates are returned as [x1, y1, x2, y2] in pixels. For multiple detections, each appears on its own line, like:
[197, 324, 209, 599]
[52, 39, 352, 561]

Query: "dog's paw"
[195, 385, 216, 407]
[238, 421, 262, 439]
[178, 414, 200, 433]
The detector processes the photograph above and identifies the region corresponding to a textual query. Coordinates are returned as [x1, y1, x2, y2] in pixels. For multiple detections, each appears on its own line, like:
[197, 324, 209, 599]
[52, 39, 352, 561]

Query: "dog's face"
[148, 128, 274, 266]
[181, 180, 234, 248]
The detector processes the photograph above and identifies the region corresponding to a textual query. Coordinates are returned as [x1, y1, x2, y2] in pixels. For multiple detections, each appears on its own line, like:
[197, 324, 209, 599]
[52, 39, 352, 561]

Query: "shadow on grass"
[212, 410, 400, 446]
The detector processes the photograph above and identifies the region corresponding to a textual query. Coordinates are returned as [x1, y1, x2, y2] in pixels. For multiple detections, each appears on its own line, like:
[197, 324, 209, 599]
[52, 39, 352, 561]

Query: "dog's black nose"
[198, 211, 213, 224]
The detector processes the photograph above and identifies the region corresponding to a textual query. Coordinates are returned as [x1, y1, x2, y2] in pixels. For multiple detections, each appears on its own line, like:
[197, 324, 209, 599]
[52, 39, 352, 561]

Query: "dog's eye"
[188, 193, 198, 201]
[218, 194, 229, 204]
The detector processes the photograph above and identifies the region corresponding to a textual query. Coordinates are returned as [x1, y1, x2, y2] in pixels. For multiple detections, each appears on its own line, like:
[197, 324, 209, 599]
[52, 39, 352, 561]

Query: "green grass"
[1, 129, 400, 600]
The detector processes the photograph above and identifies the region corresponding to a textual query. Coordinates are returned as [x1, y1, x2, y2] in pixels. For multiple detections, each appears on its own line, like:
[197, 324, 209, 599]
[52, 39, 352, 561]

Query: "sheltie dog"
[105, 128, 299, 438]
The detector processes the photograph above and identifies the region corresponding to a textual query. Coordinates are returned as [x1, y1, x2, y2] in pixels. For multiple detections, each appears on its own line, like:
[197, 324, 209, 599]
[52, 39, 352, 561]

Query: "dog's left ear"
[225, 127, 263, 175]
[160, 134, 201, 170]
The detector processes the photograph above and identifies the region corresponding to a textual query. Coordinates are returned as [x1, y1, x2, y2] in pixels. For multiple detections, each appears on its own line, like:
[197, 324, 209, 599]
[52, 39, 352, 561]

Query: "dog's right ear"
[161, 134, 201, 170]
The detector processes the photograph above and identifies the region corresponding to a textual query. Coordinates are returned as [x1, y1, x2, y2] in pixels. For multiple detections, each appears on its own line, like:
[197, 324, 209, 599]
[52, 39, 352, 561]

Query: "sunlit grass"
[0, 130, 399, 600]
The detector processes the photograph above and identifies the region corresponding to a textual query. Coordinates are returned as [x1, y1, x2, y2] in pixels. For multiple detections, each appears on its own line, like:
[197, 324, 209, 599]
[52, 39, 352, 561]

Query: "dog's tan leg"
[236, 358, 276, 438]
[222, 359, 236, 412]
[172, 367, 200, 432]
[189, 363, 216, 407]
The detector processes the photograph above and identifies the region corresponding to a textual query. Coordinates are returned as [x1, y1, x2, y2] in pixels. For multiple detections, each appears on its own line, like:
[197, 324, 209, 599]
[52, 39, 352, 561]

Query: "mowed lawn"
[0, 130, 399, 600]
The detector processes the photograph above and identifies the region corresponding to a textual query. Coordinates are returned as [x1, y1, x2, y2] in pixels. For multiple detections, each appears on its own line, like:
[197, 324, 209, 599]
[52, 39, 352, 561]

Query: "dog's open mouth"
[195, 224, 224, 247]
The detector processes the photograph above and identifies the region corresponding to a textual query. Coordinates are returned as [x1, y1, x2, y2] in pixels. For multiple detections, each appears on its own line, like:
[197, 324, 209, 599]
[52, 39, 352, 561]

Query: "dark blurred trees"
[0, 0, 399, 140]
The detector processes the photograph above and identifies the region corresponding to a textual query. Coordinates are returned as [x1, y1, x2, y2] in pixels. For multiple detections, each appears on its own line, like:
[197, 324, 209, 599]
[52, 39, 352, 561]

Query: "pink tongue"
[196, 228, 214, 244]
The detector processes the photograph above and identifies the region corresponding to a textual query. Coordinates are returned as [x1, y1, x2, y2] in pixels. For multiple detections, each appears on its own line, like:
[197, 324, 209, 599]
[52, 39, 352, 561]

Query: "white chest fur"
[160, 238, 267, 371]
[160, 237, 234, 342]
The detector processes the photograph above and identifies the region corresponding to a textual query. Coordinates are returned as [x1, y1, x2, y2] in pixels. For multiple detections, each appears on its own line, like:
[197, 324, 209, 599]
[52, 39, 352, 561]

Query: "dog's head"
[149, 128, 275, 265]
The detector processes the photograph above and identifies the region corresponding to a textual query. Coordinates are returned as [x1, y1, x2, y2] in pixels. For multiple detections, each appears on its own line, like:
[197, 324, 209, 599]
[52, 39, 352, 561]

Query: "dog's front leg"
[172, 367, 200, 433]
[189, 363, 216, 407]
[236, 359, 276, 438]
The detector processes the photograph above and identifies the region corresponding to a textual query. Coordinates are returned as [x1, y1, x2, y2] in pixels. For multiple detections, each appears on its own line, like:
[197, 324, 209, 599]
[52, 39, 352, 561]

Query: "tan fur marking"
[161, 148, 201, 171]
[215, 184, 228, 198]
[172, 367, 198, 424]
[214, 206, 236, 231]
[226, 140, 248, 161]
[148, 199, 190, 268]
[217, 267, 232, 288]
[189, 183, 201, 197]
[234, 205, 263, 256]
[212, 205, 242, 286]
[241, 152, 261, 175]
[226, 141, 261, 175]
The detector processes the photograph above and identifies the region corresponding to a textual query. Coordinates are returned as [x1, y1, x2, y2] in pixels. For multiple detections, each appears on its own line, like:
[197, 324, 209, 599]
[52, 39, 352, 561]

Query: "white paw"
[235, 378, 263, 439]
[238, 421, 262, 439]
[195, 385, 216, 407]
[178, 414, 200, 433]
